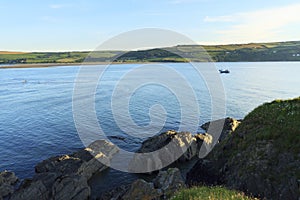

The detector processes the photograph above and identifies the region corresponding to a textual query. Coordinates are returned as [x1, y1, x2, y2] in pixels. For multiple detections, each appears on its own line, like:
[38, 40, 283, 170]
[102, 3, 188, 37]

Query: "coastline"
[0, 62, 120, 69]
[0, 62, 163, 69]
[2, 60, 299, 69]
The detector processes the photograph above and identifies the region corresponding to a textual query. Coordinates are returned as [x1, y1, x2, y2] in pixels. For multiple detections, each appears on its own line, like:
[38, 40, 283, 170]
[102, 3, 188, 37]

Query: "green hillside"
[187, 97, 300, 199]
[1, 41, 300, 64]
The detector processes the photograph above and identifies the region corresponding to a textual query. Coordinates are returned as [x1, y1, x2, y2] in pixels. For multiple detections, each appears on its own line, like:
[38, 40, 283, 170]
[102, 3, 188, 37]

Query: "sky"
[1, 0, 300, 51]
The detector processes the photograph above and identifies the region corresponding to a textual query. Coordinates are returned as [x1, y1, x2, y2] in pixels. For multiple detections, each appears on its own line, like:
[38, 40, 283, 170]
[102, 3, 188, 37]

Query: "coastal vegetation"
[187, 97, 300, 199]
[1, 41, 300, 64]
[172, 186, 258, 200]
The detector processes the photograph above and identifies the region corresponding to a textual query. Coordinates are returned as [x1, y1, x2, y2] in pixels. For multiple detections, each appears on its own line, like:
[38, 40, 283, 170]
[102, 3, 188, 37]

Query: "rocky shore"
[1, 97, 299, 200]
[0, 117, 239, 200]
[187, 98, 300, 200]
[1, 140, 119, 200]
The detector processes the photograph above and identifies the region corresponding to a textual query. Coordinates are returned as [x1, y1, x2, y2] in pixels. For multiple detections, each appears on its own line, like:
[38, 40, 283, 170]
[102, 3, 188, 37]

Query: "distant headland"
[1, 41, 300, 68]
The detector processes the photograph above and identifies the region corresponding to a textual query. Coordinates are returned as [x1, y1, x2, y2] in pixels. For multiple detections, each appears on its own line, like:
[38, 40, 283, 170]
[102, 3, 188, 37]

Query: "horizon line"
[1, 40, 299, 53]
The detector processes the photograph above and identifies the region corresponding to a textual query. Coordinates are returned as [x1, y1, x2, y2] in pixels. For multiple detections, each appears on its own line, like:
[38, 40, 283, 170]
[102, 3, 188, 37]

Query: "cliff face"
[187, 97, 300, 200]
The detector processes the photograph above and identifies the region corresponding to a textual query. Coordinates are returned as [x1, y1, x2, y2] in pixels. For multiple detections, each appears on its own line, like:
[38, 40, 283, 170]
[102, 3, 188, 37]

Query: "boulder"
[122, 179, 161, 200]
[186, 159, 223, 186]
[97, 184, 130, 200]
[51, 175, 90, 200]
[200, 117, 241, 142]
[98, 168, 185, 200]
[0, 171, 18, 198]
[10, 179, 49, 200]
[35, 140, 119, 179]
[153, 168, 185, 198]
[129, 131, 213, 172]
[12, 140, 118, 200]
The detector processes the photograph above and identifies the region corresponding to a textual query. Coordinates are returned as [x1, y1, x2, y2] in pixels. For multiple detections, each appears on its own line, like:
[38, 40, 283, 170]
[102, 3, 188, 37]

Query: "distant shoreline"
[1, 41, 300, 67]
[1, 60, 300, 69]
[0, 62, 156, 69]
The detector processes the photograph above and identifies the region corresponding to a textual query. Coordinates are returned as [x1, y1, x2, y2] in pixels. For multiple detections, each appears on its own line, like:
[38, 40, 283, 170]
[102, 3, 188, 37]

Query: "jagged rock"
[11, 174, 90, 200]
[12, 140, 118, 200]
[98, 168, 185, 200]
[0, 171, 18, 185]
[10, 179, 49, 200]
[201, 117, 241, 142]
[35, 140, 119, 180]
[98, 167, 184, 199]
[0, 171, 18, 198]
[97, 184, 130, 200]
[129, 131, 212, 173]
[153, 168, 185, 198]
[52, 175, 90, 200]
[122, 179, 161, 200]
[186, 159, 223, 186]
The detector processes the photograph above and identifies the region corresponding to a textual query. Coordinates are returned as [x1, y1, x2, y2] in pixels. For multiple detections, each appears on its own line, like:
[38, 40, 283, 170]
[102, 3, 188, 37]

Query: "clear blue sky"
[1, 0, 300, 51]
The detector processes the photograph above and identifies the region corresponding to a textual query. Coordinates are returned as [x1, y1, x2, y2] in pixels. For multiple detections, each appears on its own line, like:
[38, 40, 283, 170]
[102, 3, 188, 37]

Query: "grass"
[233, 97, 300, 154]
[208, 97, 300, 192]
[171, 186, 259, 200]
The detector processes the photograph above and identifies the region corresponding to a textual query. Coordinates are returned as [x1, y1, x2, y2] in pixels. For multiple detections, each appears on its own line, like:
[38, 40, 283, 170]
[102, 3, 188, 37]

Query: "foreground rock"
[99, 168, 185, 200]
[187, 98, 300, 200]
[200, 117, 241, 142]
[128, 130, 213, 173]
[128, 118, 239, 173]
[11, 140, 118, 200]
[0, 171, 18, 199]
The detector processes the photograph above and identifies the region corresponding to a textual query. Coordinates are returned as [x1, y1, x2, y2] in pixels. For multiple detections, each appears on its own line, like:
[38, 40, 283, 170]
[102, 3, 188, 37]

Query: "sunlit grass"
[171, 186, 259, 200]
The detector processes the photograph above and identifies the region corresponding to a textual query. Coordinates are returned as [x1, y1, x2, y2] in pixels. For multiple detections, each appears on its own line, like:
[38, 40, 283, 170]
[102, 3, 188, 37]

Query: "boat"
[219, 69, 230, 74]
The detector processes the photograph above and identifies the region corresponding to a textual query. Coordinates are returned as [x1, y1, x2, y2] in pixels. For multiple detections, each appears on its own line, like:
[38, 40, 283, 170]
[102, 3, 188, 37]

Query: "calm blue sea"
[0, 62, 299, 195]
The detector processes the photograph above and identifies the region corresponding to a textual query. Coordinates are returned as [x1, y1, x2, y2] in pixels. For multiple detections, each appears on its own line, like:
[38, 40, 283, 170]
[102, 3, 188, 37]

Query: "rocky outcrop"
[99, 168, 185, 200]
[200, 117, 241, 142]
[187, 98, 300, 200]
[128, 130, 213, 173]
[122, 179, 161, 200]
[0, 171, 18, 199]
[152, 168, 185, 198]
[11, 140, 118, 200]
[128, 118, 239, 173]
[35, 139, 118, 180]
[186, 159, 223, 186]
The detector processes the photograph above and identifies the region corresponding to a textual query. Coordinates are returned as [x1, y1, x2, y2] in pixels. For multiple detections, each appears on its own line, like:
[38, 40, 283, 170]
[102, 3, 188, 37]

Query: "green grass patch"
[171, 186, 259, 200]
[233, 97, 300, 154]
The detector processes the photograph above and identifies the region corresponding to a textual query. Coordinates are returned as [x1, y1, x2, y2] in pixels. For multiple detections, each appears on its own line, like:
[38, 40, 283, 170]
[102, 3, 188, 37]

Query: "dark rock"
[98, 168, 185, 200]
[97, 184, 130, 200]
[10, 179, 49, 200]
[108, 135, 126, 141]
[186, 159, 223, 186]
[200, 117, 241, 142]
[187, 98, 300, 200]
[0, 171, 18, 198]
[51, 175, 90, 200]
[153, 168, 185, 198]
[12, 140, 118, 200]
[122, 179, 161, 200]
[129, 130, 213, 173]
[35, 140, 119, 180]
